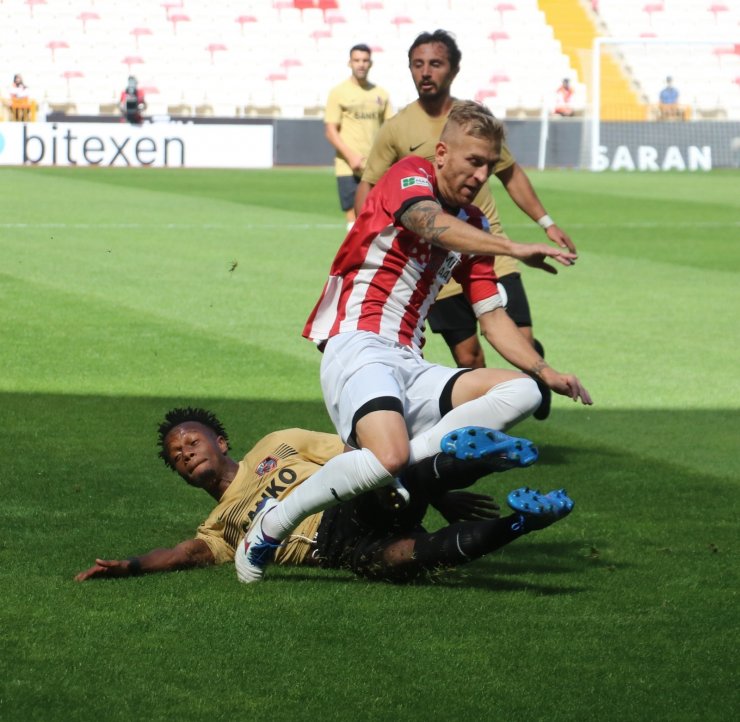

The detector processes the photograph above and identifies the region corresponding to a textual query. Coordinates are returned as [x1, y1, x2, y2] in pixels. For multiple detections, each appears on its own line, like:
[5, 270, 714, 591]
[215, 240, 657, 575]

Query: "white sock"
[408, 377, 541, 463]
[262, 447, 393, 540]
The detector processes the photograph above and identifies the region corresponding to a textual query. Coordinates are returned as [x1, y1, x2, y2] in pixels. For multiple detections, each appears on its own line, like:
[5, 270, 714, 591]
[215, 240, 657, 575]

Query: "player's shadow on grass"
[273, 539, 604, 595]
[4, 392, 736, 590]
[533, 444, 623, 466]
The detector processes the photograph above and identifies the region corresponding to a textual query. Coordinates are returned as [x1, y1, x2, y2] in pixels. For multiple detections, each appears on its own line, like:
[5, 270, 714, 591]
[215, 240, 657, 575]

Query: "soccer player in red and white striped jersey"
[303, 155, 498, 354]
[237, 101, 591, 583]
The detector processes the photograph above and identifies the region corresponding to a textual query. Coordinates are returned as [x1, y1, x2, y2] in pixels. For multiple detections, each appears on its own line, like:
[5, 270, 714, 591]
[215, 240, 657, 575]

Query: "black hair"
[408, 29, 462, 71]
[350, 43, 372, 55]
[157, 407, 230, 468]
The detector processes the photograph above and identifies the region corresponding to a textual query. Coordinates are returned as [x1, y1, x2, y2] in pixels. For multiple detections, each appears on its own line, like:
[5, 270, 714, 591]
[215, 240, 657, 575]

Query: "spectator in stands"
[553, 78, 575, 117]
[658, 76, 686, 120]
[324, 44, 393, 232]
[119, 75, 147, 125]
[8, 74, 32, 121]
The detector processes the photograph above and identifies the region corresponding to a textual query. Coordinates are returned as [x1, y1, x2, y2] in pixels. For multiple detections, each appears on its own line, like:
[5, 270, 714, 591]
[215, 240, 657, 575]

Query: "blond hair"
[441, 100, 504, 146]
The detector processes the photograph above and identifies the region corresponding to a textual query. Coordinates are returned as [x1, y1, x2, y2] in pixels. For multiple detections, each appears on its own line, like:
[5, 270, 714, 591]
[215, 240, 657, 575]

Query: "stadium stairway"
[537, 0, 649, 120]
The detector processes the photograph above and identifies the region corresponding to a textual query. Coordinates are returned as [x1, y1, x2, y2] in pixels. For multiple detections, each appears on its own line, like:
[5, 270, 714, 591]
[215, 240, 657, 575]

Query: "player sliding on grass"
[236, 101, 591, 583]
[74, 408, 575, 584]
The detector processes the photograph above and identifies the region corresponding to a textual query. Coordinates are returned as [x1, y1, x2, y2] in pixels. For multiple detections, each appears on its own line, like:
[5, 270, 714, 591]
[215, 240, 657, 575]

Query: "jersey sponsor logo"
[401, 175, 432, 191]
[409, 142, 425, 152]
[243, 467, 299, 529]
[255, 456, 278, 476]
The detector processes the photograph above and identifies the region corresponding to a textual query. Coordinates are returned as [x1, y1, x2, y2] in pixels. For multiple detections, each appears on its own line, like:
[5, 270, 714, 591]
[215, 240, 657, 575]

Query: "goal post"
[589, 37, 740, 171]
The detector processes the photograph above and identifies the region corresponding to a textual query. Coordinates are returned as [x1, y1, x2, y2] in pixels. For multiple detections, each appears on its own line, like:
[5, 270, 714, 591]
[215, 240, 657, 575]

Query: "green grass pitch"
[0, 165, 738, 721]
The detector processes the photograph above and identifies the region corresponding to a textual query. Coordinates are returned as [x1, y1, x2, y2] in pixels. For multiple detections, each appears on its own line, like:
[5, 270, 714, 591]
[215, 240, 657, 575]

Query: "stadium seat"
[45, 40, 71, 63]
[317, 0, 340, 12]
[169, 13, 190, 34]
[707, 3, 730, 23]
[205, 43, 228, 64]
[77, 11, 100, 34]
[642, 3, 664, 27]
[235, 15, 258, 35]
[130, 27, 154, 50]
[121, 56, 145, 74]
[25, 0, 48, 18]
[494, 3, 517, 26]
[0, 0, 634, 120]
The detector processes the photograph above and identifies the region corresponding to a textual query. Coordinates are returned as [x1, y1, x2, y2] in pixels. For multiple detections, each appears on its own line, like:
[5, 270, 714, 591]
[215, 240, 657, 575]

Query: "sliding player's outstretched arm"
[74, 538, 215, 581]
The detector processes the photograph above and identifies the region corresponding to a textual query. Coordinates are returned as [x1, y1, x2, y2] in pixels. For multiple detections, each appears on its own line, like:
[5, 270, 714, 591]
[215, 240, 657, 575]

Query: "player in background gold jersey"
[325, 44, 393, 232]
[74, 408, 574, 584]
[356, 30, 576, 420]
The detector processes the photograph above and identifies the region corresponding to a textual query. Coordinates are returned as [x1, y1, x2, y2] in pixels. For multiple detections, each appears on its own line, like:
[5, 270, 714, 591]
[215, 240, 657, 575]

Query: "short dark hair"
[157, 407, 230, 468]
[408, 29, 461, 71]
[350, 43, 372, 56]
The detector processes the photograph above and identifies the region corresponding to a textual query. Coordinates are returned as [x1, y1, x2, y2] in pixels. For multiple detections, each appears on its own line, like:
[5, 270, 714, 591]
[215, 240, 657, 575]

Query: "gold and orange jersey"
[325, 78, 393, 177]
[196, 429, 344, 566]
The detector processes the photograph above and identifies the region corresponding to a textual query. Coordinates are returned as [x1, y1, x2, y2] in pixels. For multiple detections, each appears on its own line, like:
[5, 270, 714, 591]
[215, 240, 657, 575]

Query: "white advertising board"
[0, 122, 274, 168]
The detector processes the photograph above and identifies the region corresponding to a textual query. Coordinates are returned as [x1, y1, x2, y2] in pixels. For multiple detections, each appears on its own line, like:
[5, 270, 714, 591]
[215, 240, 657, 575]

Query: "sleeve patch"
[401, 176, 433, 191]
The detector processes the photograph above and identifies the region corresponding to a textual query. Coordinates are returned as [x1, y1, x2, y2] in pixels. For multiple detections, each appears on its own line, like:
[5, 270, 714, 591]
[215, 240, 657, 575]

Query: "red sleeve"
[455, 255, 499, 305]
[452, 205, 500, 304]
[372, 156, 437, 224]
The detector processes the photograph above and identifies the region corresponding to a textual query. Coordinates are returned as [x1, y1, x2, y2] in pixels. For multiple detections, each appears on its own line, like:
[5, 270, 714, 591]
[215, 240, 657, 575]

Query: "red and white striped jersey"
[303, 156, 500, 353]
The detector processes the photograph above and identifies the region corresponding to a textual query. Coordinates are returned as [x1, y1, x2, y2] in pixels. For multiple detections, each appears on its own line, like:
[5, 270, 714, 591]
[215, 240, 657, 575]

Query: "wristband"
[537, 214, 555, 230]
[127, 557, 143, 576]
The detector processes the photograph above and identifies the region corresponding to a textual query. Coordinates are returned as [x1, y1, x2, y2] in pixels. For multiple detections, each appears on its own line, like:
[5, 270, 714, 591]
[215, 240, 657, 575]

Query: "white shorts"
[320, 331, 465, 445]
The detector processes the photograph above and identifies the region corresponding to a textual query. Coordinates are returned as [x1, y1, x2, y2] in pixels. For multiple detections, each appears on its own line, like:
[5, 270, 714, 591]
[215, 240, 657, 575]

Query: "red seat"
[46, 40, 69, 62]
[206, 43, 227, 63]
[488, 31, 510, 49]
[130, 28, 153, 50]
[391, 16, 413, 34]
[708, 3, 729, 20]
[61, 70, 84, 96]
[317, 0, 339, 13]
[122, 56, 145, 73]
[494, 3, 516, 24]
[475, 88, 498, 103]
[642, 3, 664, 26]
[169, 13, 190, 34]
[310, 28, 332, 44]
[325, 13, 346, 27]
[77, 11, 100, 33]
[161, 2, 183, 19]
[25, 0, 47, 17]
[235, 15, 257, 35]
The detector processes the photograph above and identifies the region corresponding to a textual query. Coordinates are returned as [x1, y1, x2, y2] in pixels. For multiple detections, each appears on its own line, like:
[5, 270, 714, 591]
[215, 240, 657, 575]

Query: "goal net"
[587, 37, 740, 171]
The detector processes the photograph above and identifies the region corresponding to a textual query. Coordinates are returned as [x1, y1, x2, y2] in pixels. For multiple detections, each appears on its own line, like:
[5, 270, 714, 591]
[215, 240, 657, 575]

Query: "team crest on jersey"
[255, 456, 278, 476]
[401, 175, 432, 191]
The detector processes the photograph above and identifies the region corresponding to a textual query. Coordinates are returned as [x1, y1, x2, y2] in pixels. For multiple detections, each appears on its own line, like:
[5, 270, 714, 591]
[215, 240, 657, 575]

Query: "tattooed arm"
[398, 200, 577, 272]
